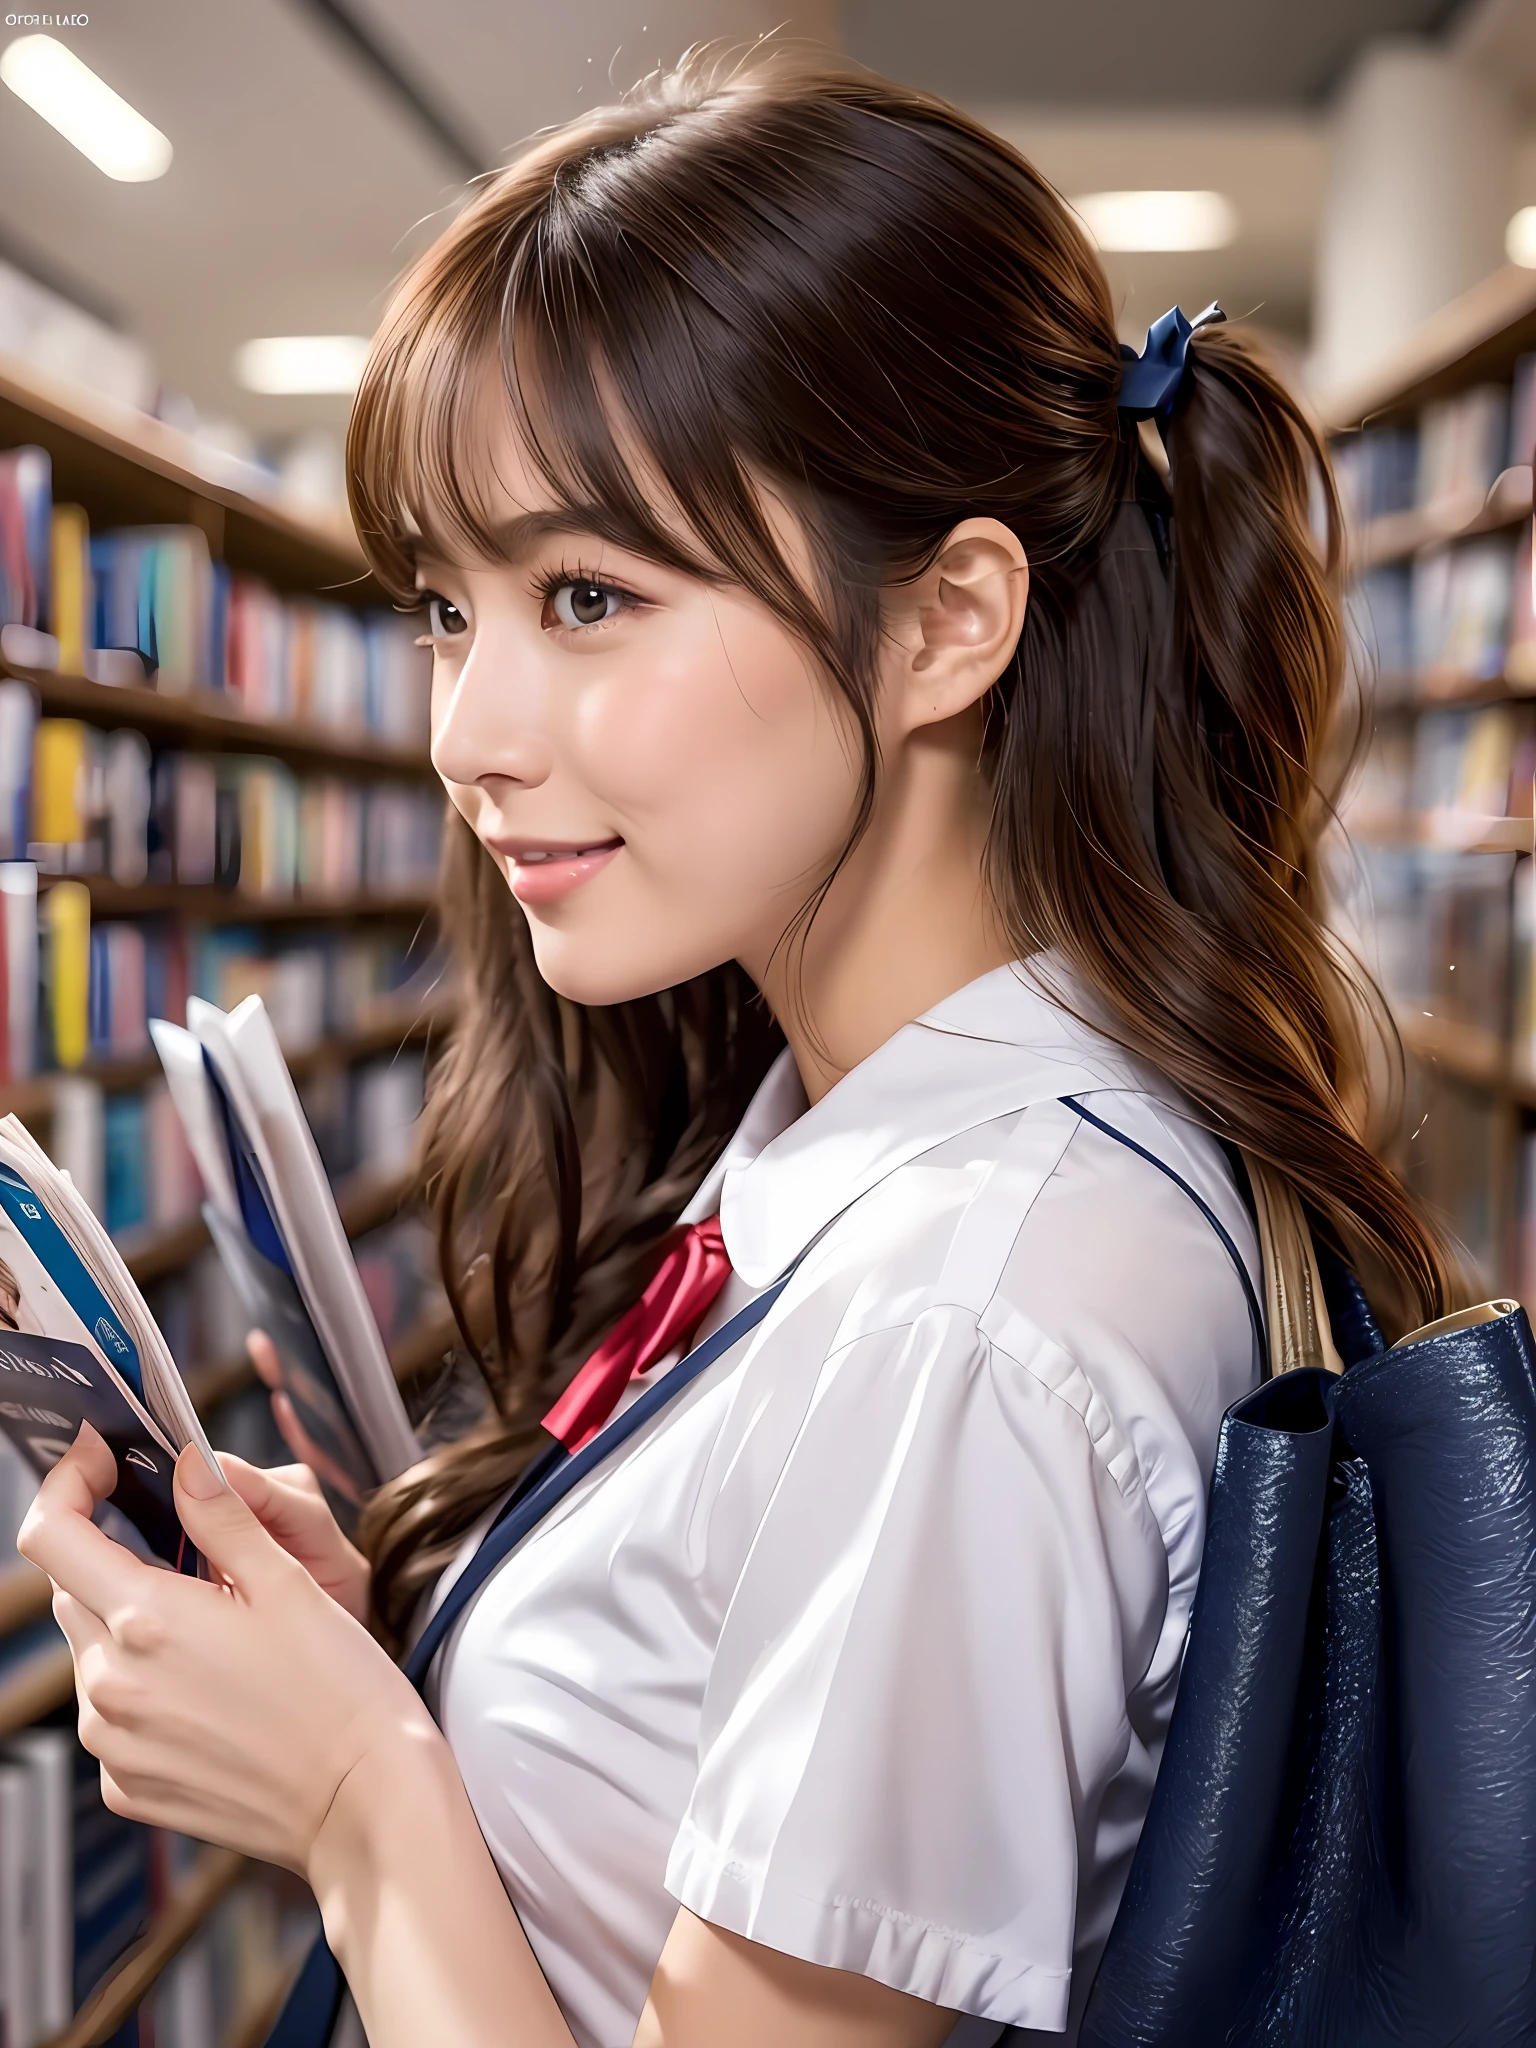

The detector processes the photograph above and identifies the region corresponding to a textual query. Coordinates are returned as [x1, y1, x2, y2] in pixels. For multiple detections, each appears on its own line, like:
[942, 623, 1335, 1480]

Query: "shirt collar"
[689, 958, 1170, 1287]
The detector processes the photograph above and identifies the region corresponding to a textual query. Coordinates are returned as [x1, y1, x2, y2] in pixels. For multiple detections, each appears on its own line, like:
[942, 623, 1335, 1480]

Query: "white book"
[5, 1730, 72, 2036]
[152, 996, 419, 1510]
[0, 1760, 37, 2048]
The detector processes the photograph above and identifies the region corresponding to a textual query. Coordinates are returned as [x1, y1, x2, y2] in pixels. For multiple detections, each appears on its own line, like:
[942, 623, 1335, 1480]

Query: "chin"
[524, 919, 731, 1007]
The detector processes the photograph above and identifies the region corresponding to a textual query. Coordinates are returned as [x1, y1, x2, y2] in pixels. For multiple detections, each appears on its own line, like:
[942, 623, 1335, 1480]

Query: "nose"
[430, 629, 555, 794]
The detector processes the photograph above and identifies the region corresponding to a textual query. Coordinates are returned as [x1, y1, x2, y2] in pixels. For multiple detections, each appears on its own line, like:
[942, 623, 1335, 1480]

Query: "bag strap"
[1241, 1153, 1344, 1377]
[402, 1271, 791, 1688]
[1060, 1095, 1339, 1381]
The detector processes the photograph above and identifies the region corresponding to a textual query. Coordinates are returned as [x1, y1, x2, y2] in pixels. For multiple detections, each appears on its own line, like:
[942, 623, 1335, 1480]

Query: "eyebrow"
[411, 507, 624, 582]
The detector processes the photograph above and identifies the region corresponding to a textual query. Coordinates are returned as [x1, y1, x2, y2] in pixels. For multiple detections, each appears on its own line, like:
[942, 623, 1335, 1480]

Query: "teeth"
[517, 845, 607, 864]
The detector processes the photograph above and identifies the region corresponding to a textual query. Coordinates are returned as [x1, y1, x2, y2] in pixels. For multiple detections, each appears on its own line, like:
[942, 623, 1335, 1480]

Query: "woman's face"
[419, 408, 866, 1007]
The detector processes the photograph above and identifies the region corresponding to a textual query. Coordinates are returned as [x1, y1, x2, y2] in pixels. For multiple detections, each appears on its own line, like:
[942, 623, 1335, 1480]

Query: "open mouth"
[511, 838, 624, 865]
[495, 836, 625, 906]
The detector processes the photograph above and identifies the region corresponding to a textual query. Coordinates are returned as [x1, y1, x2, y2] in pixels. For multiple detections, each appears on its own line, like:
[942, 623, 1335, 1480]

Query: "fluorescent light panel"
[1071, 189, 1238, 253]
[0, 35, 171, 182]
[234, 336, 372, 396]
[1508, 207, 1536, 269]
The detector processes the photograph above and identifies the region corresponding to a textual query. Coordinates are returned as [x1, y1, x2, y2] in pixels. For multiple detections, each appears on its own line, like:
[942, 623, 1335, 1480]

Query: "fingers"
[247, 1329, 281, 1390]
[52, 1585, 111, 1663]
[172, 1447, 293, 1599]
[18, 1428, 152, 1622]
[220, 1457, 326, 1547]
[271, 1393, 362, 1505]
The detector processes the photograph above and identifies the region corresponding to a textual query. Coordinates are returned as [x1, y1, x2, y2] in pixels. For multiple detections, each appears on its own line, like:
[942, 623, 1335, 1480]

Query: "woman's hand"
[219, 1455, 371, 1624]
[246, 1329, 366, 1506]
[18, 1423, 438, 1877]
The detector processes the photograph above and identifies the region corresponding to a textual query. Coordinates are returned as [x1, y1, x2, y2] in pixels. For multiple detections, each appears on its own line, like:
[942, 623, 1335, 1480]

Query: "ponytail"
[988, 323, 1458, 1333]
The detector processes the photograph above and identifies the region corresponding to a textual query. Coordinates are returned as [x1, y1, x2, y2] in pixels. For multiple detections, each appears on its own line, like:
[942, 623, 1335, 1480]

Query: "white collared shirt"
[429, 963, 1261, 2048]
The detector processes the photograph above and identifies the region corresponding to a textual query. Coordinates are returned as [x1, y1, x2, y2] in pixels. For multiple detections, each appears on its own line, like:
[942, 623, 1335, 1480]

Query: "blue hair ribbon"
[1118, 302, 1225, 420]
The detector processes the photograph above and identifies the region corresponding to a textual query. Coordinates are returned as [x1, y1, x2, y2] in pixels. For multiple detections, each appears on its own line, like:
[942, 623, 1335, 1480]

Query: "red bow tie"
[541, 1216, 732, 1452]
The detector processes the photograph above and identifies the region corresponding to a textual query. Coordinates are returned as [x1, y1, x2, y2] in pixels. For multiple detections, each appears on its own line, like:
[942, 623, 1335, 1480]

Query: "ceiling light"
[1507, 207, 1536, 269]
[1070, 189, 1238, 254]
[0, 35, 172, 182]
[233, 337, 372, 396]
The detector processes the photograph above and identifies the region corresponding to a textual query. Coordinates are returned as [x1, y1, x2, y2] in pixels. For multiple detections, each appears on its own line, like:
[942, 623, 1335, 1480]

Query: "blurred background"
[0, 0, 1533, 506]
[2, 7, 1536, 2047]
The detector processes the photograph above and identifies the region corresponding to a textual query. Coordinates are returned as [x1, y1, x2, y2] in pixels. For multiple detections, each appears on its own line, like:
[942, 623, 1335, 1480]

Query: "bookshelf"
[1331, 264, 1536, 1301]
[0, 347, 455, 2045]
[42, 1849, 247, 2048]
[15, 662, 437, 781]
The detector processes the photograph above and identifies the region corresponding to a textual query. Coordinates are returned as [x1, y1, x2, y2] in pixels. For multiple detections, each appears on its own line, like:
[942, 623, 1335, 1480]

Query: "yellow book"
[50, 505, 91, 675]
[31, 719, 88, 848]
[44, 879, 90, 1069]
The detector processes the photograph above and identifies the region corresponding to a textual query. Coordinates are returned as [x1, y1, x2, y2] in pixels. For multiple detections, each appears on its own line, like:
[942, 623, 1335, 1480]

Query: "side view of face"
[420, 382, 1028, 1016]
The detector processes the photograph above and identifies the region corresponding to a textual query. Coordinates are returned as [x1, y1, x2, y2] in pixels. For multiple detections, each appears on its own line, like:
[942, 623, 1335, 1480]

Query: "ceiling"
[846, 0, 1471, 109]
[0, 0, 1523, 455]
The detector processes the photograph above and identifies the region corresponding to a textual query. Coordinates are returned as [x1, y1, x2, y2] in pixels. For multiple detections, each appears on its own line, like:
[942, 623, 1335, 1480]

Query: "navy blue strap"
[265, 1269, 790, 2048]
[1060, 1094, 1267, 1371]
[403, 1273, 790, 1686]
[262, 1927, 348, 2048]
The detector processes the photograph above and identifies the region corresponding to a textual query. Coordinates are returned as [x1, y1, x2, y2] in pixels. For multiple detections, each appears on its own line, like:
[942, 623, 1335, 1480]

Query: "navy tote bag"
[1070, 1118, 1536, 2048]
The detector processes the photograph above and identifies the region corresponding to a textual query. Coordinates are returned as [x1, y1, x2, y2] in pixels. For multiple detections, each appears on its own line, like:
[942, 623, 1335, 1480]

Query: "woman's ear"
[884, 518, 1029, 736]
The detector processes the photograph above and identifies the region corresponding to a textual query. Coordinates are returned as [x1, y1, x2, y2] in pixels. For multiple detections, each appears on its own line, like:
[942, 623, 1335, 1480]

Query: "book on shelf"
[152, 996, 420, 1516]
[0, 430, 432, 743]
[1, 679, 443, 901]
[0, 1725, 73, 2045]
[1335, 358, 1536, 531]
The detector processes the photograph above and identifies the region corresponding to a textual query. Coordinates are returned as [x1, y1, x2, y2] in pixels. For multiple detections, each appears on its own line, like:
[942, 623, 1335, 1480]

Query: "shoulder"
[774, 1088, 1259, 1536]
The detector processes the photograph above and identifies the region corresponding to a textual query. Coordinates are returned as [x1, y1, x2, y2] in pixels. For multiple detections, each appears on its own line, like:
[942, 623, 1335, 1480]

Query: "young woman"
[22, 52, 1453, 2048]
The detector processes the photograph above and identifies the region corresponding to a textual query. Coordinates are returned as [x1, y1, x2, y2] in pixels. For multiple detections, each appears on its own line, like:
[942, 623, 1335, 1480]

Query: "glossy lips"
[498, 838, 623, 905]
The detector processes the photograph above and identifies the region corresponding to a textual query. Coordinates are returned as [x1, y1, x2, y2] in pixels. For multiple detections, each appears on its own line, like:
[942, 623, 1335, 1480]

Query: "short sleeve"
[663, 1303, 1168, 2035]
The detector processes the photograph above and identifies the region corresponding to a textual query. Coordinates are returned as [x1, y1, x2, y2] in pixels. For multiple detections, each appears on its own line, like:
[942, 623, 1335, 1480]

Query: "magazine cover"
[0, 1127, 212, 1573]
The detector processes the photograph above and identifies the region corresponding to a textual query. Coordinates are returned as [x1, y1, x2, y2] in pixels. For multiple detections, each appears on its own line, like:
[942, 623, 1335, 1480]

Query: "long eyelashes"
[527, 559, 641, 607]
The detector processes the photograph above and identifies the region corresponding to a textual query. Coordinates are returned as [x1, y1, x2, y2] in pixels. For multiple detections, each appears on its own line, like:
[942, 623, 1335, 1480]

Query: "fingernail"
[176, 1446, 223, 1499]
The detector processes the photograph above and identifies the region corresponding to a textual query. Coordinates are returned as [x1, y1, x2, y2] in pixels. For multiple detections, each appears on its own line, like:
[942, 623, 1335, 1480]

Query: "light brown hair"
[348, 50, 1456, 1644]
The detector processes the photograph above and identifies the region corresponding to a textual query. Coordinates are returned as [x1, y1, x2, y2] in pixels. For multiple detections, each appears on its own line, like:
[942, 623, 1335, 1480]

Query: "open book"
[151, 995, 420, 1519]
[0, 1114, 219, 1573]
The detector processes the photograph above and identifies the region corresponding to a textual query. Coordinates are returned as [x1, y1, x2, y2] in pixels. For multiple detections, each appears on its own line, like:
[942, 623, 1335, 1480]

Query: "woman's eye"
[548, 579, 627, 630]
[425, 594, 468, 637]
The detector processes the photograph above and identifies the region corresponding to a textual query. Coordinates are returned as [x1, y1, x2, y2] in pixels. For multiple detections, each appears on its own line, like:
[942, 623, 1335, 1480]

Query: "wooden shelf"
[1398, 1011, 1508, 1090]
[1348, 810, 1533, 855]
[1349, 464, 1533, 573]
[43, 1848, 248, 2048]
[1321, 263, 1536, 432]
[0, 346, 369, 599]
[0, 1630, 74, 1740]
[1367, 670, 1536, 714]
[0, 1001, 454, 1121]
[1394, 1009, 1536, 1113]
[7, 664, 432, 781]
[0, 1561, 52, 1636]
[34, 875, 436, 923]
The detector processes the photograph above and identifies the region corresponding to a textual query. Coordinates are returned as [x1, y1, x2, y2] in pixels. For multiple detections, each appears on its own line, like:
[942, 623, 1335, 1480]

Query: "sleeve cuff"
[665, 1816, 1073, 2034]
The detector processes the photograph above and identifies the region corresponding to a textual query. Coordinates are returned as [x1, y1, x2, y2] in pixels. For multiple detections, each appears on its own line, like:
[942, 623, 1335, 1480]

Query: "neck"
[745, 714, 1013, 1104]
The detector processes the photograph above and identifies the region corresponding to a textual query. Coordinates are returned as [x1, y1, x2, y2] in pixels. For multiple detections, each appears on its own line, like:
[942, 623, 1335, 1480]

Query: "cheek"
[576, 609, 859, 885]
